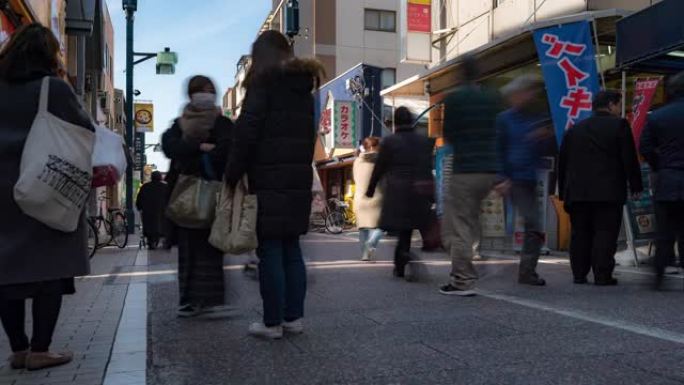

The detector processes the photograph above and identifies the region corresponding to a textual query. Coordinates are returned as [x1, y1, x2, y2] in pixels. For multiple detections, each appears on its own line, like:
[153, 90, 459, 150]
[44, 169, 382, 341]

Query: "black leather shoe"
[573, 277, 588, 284]
[393, 266, 406, 278]
[595, 278, 618, 286]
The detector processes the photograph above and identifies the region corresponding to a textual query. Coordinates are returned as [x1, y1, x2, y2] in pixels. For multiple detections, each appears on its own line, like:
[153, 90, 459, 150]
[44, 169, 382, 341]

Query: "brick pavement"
[0, 243, 143, 385]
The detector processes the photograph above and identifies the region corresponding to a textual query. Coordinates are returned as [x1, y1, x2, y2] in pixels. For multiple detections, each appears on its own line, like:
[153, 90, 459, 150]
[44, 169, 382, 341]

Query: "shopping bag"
[209, 177, 258, 254]
[166, 175, 221, 229]
[13, 77, 95, 232]
[91, 125, 127, 187]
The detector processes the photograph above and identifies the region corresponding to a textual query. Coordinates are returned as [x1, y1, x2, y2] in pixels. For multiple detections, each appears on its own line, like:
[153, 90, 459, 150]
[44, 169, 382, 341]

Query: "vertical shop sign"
[534, 21, 600, 146]
[630, 78, 660, 149]
[407, 0, 431, 33]
[626, 164, 656, 240]
[334, 100, 357, 148]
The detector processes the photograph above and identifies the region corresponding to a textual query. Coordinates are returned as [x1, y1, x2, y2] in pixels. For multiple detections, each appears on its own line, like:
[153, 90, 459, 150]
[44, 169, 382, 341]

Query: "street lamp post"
[123, 0, 177, 234]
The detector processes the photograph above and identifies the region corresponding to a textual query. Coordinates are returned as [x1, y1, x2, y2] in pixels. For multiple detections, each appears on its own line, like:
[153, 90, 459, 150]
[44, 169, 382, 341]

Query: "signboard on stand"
[626, 164, 656, 240]
[534, 21, 600, 145]
[334, 100, 357, 148]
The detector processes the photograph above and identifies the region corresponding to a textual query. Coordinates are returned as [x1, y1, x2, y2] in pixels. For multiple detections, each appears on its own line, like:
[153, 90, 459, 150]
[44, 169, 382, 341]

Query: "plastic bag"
[92, 125, 127, 187]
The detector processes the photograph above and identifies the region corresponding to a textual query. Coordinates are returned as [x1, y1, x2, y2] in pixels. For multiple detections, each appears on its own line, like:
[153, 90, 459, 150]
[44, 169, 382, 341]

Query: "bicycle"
[87, 195, 129, 259]
[325, 198, 354, 234]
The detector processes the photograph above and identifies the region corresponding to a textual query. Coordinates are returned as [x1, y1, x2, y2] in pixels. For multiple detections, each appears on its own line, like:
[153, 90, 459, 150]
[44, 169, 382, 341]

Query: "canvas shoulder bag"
[13, 77, 95, 232]
[166, 154, 221, 229]
[209, 176, 258, 254]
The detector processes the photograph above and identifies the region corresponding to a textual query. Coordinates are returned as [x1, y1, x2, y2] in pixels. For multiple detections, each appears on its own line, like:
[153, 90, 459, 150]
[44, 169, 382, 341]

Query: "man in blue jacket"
[640, 72, 684, 290]
[495, 76, 554, 286]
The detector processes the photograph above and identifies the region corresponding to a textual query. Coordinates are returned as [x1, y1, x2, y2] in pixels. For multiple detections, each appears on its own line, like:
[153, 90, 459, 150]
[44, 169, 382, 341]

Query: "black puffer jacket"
[226, 59, 322, 240]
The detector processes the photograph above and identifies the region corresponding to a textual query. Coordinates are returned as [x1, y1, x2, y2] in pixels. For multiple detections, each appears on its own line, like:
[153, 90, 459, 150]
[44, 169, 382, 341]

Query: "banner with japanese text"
[334, 101, 357, 148]
[407, 0, 431, 33]
[533, 21, 600, 145]
[630, 78, 660, 149]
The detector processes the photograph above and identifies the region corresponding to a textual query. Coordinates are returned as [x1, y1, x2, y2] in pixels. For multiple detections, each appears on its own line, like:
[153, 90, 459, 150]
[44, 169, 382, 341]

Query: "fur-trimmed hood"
[247, 57, 326, 91]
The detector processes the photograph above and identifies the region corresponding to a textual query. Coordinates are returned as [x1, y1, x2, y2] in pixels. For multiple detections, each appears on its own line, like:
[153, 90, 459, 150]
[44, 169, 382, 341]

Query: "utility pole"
[124, 0, 136, 234]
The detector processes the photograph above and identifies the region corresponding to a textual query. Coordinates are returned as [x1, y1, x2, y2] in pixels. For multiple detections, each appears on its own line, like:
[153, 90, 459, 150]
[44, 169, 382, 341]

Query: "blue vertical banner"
[533, 21, 600, 146]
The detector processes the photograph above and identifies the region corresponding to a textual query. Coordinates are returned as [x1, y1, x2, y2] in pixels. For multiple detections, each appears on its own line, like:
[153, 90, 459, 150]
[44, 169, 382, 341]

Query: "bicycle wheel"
[325, 211, 345, 234]
[111, 212, 129, 249]
[87, 219, 98, 259]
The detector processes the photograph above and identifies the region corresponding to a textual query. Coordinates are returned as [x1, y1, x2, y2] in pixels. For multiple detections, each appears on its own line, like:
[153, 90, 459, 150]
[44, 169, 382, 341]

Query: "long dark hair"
[0, 23, 61, 83]
[243, 30, 293, 89]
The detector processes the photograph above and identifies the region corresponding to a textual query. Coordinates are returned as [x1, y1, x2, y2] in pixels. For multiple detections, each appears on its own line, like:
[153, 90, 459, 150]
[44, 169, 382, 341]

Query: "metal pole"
[591, 18, 606, 89]
[125, 8, 135, 234]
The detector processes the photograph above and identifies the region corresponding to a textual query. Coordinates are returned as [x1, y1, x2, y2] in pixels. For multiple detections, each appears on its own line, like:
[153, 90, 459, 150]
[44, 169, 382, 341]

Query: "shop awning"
[383, 9, 630, 98]
[616, 0, 684, 73]
[65, 0, 97, 36]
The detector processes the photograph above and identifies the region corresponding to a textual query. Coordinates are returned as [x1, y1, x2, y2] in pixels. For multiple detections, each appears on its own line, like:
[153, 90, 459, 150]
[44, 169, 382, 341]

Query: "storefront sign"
[407, 0, 431, 33]
[626, 164, 656, 240]
[334, 100, 357, 148]
[400, 0, 431, 63]
[630, 78, 660, 149]
[534, 21, 600, 146]
[134, 102, 154, 133]
[435, 144, 453, 217]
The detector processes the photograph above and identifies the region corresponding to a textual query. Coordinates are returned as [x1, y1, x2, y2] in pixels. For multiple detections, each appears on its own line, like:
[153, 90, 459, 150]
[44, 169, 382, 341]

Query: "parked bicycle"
[325, 198, 354, 234]
[87, 195, 128, 258]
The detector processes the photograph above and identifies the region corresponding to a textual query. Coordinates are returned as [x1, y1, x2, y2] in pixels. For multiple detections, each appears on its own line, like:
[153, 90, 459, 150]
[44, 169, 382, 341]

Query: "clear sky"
[105, 0, 271, 170]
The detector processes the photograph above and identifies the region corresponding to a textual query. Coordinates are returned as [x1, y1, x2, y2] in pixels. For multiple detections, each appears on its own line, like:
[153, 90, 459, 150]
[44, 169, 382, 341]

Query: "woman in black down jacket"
[162, 76, 232, 318]
[226, 31, 324, 339]
[367, 107, 435, 278]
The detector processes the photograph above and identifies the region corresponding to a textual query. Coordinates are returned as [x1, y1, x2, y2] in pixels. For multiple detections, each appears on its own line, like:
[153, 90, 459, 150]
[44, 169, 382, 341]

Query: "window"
[364, 9, 396, 32]
[381, 68, 396, 90]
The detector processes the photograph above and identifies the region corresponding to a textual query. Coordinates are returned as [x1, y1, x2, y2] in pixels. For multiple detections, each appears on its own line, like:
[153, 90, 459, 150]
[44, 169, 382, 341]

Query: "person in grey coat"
[0, 24, 92, 371]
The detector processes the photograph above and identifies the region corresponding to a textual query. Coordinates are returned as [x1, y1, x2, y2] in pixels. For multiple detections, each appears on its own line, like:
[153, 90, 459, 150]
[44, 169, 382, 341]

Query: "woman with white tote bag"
[0, 25, 94, 371]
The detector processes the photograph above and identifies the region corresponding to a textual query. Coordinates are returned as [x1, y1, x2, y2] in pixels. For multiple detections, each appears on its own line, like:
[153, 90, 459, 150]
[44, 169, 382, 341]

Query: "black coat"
[136, 180, 168, 237]
[226, 59, 321, 240]
[367, 127, 434, 232]
[640, 98, 684, 202]
[0, 75, 92, 285]
[161, 116, 232, 182]
[558, 112, 643, 206]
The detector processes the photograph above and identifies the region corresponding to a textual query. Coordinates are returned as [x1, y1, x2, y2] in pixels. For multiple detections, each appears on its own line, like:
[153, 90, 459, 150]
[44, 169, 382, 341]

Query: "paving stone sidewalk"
[0, 243, 143, 385]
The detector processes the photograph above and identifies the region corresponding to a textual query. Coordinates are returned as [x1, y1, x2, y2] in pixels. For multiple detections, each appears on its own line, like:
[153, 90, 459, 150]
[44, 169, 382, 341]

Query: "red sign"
[630, 78, 660, 149]
[0, 12, 16, 47]
[407, 0, 431, 33]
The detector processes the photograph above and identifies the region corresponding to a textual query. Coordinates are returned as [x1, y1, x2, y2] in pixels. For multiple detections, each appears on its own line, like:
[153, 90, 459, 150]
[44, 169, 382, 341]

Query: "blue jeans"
[257, 237, 306, 327]
[359, 228, 383, 252]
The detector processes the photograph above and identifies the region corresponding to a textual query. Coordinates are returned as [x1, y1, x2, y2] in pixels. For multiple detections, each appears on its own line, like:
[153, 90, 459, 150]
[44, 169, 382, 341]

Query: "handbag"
[166, 154, 221, 229]
[209, 176, 258, 254]
[13, 77, 95, 232]
[92, 124, 127, 188]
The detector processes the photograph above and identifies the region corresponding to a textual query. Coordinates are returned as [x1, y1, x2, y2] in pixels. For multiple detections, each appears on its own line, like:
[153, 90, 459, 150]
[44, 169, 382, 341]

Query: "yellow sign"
[134, 102, 154, 133]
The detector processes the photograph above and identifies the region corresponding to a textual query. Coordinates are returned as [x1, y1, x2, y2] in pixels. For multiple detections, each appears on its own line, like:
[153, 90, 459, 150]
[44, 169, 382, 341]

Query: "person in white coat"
[353, 137, 384, 261]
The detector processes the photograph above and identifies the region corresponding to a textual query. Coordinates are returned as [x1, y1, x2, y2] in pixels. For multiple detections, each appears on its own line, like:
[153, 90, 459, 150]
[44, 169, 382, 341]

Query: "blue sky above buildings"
[105, 0, 270, 170]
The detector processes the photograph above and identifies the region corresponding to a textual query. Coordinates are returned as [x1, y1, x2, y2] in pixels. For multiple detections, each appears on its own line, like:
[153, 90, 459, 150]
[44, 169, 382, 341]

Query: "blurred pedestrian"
[559, 90, 643, 286]
[136, 171, 168, 249]
[0, 24, 91, 370]
[162, 75, 232, 317]
[366, 107, 434, 278]
[640, 71, 684, 290]
[353, 137, 384, 261]
[226, 30, 324, 339]
[439, 56, 503, 296]
[495, 75, 553, 286]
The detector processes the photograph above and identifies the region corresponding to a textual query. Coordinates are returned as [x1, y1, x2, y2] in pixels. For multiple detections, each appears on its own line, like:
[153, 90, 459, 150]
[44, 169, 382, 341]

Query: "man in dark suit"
[559, 90, 643, 286]
[640, 72, 684, 290]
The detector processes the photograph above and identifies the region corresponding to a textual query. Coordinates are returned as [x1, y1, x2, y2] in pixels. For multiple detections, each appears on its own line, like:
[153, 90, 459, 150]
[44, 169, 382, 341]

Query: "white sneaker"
[368, 247, 377, 262]
[248, 322, 283, 339]
[283, 319, 304, 334]
[361, 248, 370, 261]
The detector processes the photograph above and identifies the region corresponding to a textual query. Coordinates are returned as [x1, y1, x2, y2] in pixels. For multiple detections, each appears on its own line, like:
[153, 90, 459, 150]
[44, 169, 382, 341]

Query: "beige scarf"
[179, 104, 217, 141]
